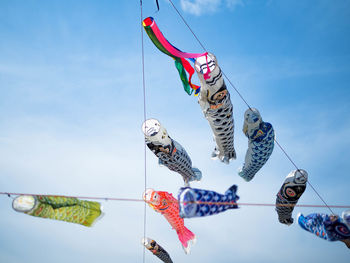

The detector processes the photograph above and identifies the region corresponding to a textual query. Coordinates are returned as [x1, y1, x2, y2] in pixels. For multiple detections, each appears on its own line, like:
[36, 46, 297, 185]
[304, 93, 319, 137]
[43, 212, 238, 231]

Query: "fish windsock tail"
[177, 227, 196, 254]
[297, 213, 307, 230]
[230, 149, 237, 160]
[237, 166, 252, 182]
[225, 184, 239, 209]
[226, 184, 237, 195]
[192, 167, 202, 181]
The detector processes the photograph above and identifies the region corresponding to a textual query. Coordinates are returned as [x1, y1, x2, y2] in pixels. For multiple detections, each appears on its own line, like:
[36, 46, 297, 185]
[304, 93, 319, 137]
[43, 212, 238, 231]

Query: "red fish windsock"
[143, 189, 196, 254]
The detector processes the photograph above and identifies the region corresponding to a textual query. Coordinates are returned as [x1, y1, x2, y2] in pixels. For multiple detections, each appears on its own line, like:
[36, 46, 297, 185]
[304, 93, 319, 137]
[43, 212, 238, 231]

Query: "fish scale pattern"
[147, 191, 195, 253]
[206, 91, 236, 161]
[149, 140, 201, 183]
[145, 239, 173, 263]
[196, 53, 236, 164]
[298, 213, 350, 241]
[153, 246, 173, 263]
[275, 193, 298, 225]
[27, 196, 101, 227]
[178, 185, 239, 218]
[239, 122, 274, 181]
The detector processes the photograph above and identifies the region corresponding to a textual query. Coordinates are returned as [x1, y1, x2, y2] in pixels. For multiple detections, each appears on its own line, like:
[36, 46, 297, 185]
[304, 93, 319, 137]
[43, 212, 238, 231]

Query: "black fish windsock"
[194, 53, 236, 164]
[178, 185, 239, 218]
[276, 169, 308, 225]
[238, 108, 274, 181]
[142, 237, 173, 263]
[142, 119, 202, 184]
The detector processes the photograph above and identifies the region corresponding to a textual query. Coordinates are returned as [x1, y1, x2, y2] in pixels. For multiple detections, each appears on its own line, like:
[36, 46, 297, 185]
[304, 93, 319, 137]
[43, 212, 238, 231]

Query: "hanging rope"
[1, 192, 349, 209]
[140, 1, 148, 262]
[166, 0, 335, 215]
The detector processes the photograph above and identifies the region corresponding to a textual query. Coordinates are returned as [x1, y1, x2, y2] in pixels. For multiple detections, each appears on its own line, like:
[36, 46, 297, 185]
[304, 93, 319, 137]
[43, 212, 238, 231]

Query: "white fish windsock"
[194, 52, 236, 164]
[142, 119, 202, 184]
[276, 169, 308, 225]
[142, 237, 173, 263]
[238, 108, 275, 182]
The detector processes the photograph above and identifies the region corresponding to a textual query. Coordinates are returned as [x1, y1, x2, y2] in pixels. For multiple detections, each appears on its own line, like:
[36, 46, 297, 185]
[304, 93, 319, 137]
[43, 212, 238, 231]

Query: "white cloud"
[180, 0, 243, 16]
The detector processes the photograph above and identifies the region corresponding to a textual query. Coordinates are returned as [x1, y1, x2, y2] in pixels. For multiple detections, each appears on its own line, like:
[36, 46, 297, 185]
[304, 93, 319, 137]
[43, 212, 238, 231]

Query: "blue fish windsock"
[178, 185, 239, 218]
[238, 108, 274, 182]
[142, 237, 173, 263]
[142, 119, 202, 184]
[194, 53, 236, 164]
[275, 169, 308, 225]
[298, 212, 350, 247]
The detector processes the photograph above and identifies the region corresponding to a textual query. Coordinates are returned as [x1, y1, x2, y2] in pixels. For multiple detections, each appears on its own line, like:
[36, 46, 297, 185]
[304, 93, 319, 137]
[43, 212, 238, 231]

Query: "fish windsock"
[178, 185, 239, 218]
[12, 195, 103, 227]
[298, 212, 350, 247]
[194, 53, 236, 164]
[275, 169, 308, 225]
[142, 237, 173, 263]
[238, 108, 274, 181]
[143, 189, 196, 254]
[142, 119, 202, 184]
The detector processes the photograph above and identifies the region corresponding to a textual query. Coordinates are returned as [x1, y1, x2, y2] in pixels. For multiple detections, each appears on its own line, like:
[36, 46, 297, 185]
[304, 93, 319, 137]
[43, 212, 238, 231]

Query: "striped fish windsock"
[275, 169, 307, 225]
[142, 16, 204, 96]
[142, 119, 202, 184]
[238, 108, 274, 181]
[298, 212, 350, 248]
[12, 195, 103, 227]
[194, 53, 236, 164]
[178, 185, 239, 218]
[142, 237, 173, 263]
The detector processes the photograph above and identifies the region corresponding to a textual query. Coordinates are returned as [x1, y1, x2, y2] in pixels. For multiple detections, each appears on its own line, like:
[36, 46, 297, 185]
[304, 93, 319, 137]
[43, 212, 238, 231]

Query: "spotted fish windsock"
[194, 53, 236, 164]
[178, 185, 239, 218]
[238, 108, 274, 181]
[298, 211, 350, 248]
[142, 119, 202, 184]
[12, 195, 103, 227]
[142, 237, 173, 263]
[275, 169, 308, 225]
[143, 189, 196, 254]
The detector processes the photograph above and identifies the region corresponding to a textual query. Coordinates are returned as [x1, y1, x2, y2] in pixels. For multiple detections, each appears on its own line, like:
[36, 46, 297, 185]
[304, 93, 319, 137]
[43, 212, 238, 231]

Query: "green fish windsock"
[12, 195, 103, 227]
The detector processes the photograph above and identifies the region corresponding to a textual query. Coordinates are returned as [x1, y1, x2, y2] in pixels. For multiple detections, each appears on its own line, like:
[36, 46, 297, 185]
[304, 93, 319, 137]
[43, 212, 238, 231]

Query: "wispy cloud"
[180, 0, 243, 16]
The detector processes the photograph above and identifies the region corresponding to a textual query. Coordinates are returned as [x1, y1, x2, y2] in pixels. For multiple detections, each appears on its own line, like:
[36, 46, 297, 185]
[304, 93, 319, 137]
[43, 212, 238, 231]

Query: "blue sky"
[0, 0, 349, 262]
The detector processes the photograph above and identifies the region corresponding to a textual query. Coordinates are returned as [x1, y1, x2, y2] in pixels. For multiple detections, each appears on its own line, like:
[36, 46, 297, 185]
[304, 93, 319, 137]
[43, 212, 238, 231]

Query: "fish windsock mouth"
[141, 237, 153, 248]
[143, 188, 160, 206]
[12, 195, 36, 213]
[142, 17, 154, 28]
[142, 119, 161, 137]
[194, 52, 216, 75]
[244, 108, 261, 124]
[143, 188, 154, 202]
[294, 169, 308, 184]
[178, 187, 197, 218]
[142, 119, 172, 146]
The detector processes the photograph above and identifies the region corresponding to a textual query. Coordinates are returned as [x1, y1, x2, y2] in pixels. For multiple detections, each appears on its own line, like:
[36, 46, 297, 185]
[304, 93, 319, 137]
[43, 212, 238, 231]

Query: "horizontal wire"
[1, 192, 349, 209]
